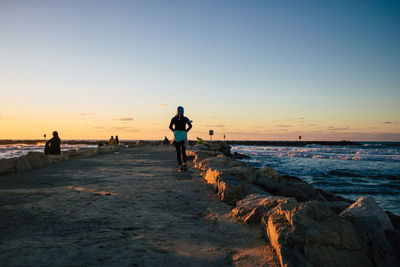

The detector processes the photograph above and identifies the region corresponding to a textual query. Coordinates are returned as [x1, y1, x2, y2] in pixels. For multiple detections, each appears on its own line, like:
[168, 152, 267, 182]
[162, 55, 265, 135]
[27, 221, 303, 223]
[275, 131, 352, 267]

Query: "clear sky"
[1, 0, 399, 141]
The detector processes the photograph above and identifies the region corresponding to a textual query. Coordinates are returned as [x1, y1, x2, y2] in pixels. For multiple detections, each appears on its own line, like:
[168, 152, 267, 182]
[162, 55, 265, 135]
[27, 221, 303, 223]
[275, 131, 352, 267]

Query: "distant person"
[169, 106, 192, 172]
[44, 131, 61, 155]
[108, 136, 117, 145]
[163, 136, 169, 145]
[115, 135, 119, 144]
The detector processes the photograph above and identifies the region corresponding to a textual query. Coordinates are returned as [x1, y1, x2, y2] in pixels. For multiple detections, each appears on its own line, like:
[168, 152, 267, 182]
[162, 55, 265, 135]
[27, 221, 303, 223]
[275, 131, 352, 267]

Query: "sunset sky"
[1, 0, 399, 141]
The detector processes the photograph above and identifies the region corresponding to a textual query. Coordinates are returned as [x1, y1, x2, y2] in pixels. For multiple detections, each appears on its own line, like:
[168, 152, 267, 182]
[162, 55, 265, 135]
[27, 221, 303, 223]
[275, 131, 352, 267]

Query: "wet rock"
[25, 152, 50, 169]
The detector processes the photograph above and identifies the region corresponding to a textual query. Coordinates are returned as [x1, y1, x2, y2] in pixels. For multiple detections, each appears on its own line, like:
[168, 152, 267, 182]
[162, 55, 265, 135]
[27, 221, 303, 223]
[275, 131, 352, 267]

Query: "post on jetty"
[209, 129, 214, 141]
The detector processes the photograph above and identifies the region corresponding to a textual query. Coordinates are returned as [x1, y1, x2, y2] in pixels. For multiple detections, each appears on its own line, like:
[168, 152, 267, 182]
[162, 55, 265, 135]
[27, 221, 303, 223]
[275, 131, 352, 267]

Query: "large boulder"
[216, 175, 265, 205]
[202, 168, 265, 205]
[340, 196, 393, 232]
[256, 166, 325, 202]
[340, 196, 399, 266]
[25, 152, 50, 169]
[262, 200, 373, 267]
[232, 193, 293, 224]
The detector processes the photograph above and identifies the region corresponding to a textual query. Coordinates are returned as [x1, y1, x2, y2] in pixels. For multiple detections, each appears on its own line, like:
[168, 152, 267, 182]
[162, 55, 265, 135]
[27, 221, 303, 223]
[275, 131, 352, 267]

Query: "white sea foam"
[231, 142, 400, 214]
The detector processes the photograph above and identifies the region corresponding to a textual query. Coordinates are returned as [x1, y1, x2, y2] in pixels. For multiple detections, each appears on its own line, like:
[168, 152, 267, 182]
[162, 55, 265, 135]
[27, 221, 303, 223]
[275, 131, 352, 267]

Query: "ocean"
[231, 142, 400, 215]
[0, 143, 98, 159]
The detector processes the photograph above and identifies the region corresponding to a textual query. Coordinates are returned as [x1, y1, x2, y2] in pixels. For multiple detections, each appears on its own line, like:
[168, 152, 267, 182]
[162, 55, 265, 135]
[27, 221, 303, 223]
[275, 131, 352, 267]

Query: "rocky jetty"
[188, 142, 400, 267]
[0, 145, 121, 175]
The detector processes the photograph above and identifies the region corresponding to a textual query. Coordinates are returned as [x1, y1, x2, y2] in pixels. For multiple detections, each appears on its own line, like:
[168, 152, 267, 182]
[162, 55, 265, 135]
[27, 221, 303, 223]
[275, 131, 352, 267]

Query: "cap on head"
[177, 106, 184, 115]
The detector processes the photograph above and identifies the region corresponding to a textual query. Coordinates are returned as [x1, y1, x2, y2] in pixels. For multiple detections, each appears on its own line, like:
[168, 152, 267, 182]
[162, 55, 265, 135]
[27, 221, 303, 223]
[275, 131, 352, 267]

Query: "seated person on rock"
[163, 136, 169, 145]
[108, 136, 117, 145]
[45, 131, 61, 155]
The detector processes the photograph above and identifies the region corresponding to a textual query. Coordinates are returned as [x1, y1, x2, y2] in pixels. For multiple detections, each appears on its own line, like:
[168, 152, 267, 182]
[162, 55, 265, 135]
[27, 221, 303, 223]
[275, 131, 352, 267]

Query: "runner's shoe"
[182, 163, 188, 171]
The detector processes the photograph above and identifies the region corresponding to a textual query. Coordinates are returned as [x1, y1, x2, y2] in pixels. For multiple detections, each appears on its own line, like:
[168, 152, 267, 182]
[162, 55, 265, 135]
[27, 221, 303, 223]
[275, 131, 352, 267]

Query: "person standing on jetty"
[169, 106, 192, 172]
[44, 131, 61, 155]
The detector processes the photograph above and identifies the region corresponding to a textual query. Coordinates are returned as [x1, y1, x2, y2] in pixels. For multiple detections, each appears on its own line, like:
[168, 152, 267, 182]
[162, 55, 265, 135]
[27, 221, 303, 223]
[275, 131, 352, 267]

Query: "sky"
[1, 0, 399, 141]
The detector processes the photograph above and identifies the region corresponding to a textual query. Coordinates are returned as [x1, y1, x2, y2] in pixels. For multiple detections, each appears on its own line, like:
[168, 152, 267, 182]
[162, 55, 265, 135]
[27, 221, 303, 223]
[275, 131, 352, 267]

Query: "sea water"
[231, 142, 400, 215]
[0, 143, 98, 159]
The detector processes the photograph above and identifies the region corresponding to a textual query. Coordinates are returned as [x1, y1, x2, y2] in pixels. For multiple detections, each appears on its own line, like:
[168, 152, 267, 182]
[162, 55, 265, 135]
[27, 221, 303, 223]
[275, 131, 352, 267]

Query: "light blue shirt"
[174, 130, 187, 142]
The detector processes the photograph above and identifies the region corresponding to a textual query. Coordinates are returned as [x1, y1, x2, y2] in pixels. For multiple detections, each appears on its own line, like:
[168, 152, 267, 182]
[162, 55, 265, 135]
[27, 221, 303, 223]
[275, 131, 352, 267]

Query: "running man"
[169, 106, 192, 172]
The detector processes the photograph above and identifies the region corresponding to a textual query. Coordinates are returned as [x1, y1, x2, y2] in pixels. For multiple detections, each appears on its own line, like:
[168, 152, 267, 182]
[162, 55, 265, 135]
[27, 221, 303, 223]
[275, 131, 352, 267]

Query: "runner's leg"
[181, 142, 187, 164]
[175, 141, 182, 165]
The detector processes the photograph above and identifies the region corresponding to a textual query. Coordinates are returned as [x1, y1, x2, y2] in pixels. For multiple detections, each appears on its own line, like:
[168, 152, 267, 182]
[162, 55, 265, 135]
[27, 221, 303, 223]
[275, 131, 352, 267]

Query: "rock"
[256, 171, 325, 202]
[78, 149, 98, 158]
[232, 193, 294, 224]
[227, 166, 257, 184]
[0, 158, 16, 174]
[98, 146, 116, 154]
[262, 200, 373, 267]
[202, 168, 265, 205]
[48, 154, 69, 163]
[62, 150, 81, 159]
[231, 152, 251, 159]
[340, 196, 399, 266]
[190, 144, 211, 151]
[25, 152, 50, 169]
[192, 151, 223, 164]
[340, 196, 394, 232]
[256, 166, 280, 180]
[386, 211, 400, 230]
[210, 142, 232, 156]
[194, 155, 245, 171]
[386, 230, 400, 263]
[14, 156, 32, 172]
[216, 175, 265, 205]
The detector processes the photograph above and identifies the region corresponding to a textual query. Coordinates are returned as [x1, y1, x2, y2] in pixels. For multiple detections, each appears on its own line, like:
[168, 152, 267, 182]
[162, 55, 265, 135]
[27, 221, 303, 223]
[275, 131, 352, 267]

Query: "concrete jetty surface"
[0, 146, 278, 266]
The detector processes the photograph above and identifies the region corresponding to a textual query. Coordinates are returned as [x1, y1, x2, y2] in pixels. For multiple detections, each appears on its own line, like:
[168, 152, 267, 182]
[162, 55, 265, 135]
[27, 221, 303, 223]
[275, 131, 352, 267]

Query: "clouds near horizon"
[113, 117, 134, 121]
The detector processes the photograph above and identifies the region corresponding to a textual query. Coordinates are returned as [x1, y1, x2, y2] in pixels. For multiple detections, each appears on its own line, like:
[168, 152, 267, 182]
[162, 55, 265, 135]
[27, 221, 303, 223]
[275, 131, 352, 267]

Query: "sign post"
[209, 130, 214, 141]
